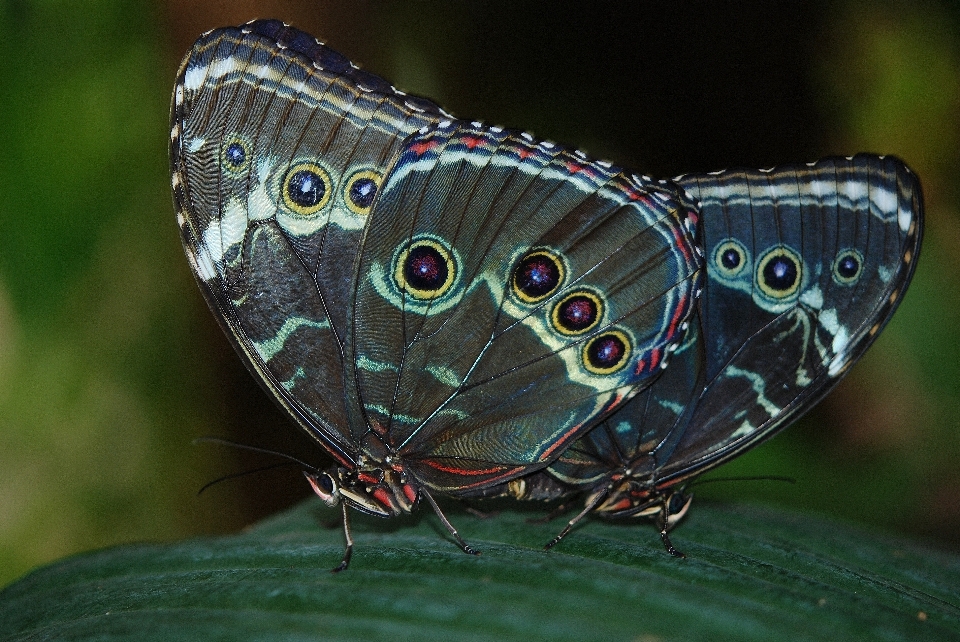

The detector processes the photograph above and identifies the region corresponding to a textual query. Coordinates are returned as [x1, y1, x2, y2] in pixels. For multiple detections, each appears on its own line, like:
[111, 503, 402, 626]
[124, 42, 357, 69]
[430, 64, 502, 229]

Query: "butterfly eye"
[282, 162, 332, 215]
[664, 492, 693, 528]
[582, 330, 631, 375]
[221, 137, 250, 173]
[513, 250, 565, 303]
[394, 238, 457, 300]
[756, 245, 802, 299]
[713, 240, 748, 278]
[344, 170, 382, 215]
[303, 471, 339, 508]
[551, 290, 603, 335]
[833, 249, 864, 285]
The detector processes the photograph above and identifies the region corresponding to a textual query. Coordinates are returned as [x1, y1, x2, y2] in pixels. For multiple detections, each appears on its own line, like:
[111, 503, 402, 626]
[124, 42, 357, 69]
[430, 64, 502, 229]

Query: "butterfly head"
[304, 461, 420, 518]
[591, 477, 693, 529]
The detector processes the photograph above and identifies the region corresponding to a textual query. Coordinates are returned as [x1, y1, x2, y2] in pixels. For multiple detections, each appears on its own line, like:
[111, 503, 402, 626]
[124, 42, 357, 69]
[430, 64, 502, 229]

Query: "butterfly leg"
[423, 490, 480, 556]
[544, 487, 612, 550]
[526, 501, 575, 525]
[656, 505, 685, 559]
[461, 503, 500, 520]
[543, 501, 595, 550]
[330, 502, 354, 573]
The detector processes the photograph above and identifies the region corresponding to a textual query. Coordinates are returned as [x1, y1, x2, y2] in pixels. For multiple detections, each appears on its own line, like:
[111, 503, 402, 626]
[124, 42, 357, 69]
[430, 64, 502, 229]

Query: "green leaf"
[1, 500, 958, 641]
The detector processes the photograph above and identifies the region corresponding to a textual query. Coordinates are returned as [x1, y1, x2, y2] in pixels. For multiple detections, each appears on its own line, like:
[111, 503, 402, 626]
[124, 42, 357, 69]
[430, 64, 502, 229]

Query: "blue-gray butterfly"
[493, 155, 923, 555]
[170, 20, 702, 569]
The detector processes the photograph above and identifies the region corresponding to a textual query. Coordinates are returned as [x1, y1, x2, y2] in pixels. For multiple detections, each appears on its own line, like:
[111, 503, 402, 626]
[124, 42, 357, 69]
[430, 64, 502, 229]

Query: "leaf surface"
[2, 500, 958, 642]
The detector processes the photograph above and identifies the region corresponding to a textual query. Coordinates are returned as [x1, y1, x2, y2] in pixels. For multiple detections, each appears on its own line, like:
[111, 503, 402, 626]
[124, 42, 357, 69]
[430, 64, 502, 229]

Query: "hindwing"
[350, 122, 702, 492]
[519, 154, 922, 524]
[660, 154, 922, 483]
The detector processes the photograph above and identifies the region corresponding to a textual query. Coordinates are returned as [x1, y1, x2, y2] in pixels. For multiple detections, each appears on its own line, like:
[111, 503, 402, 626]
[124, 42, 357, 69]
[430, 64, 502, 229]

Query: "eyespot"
[756, 245, 802, 299]
[221, 136, 250, 173]
[713, 239, 748, 279]
[833, 249, 863, 285]
[551, 290, 603, 335]
[282, 162, 332, 215]
[513, 250, 565, 303]
[344, 169, 381, 215]
[582, 330, 631, 375]
[394, 238, 457, 300]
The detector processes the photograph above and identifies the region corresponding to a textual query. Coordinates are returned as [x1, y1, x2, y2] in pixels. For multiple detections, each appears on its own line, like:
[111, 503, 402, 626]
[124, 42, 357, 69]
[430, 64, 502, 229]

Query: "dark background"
[1, 0, 957, 586]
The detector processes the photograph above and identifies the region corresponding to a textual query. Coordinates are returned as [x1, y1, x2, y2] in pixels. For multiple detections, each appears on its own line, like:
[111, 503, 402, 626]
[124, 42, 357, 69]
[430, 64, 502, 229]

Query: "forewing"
[171, 21, 445, 462]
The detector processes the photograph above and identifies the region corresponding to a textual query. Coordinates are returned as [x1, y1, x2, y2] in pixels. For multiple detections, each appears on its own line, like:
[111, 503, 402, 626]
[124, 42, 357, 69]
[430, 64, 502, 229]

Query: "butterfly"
[170, 20, 702, 570]
[491, 155, 923, 555]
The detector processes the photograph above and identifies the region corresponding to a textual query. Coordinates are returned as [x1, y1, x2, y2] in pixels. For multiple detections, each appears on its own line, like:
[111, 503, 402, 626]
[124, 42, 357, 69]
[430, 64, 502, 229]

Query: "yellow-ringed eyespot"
[713, 239, 749, 279]
[582, 329, 631, 375]
[551, 290, 603, 335]
[394, 238, 457, 300]
[221, 136, 250, 174]
[344, 169, 382, 215]
[833, 249, 864, 285]
[282, 162, 332, 215]
[756, 245, 802, 299]
[513, 249, 565, 303]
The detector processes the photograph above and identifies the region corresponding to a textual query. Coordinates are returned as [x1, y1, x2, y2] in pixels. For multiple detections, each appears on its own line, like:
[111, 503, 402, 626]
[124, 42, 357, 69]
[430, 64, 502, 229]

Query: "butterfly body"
[171, 21, 702, 567]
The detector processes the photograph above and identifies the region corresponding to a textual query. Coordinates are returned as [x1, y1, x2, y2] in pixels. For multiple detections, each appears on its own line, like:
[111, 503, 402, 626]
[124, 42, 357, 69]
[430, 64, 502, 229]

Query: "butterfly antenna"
[331, 503, 353, 573]
[544, 486, 610, 550]
[688, 475, 796, 488]
[196, 461, 300, 495]
[422, 489, 480, 556]
[192, 436, 319, 471]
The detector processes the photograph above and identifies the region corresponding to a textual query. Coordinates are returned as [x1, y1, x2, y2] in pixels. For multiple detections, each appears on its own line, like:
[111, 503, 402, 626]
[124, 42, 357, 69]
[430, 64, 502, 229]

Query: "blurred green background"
[0, 0, 957, 587]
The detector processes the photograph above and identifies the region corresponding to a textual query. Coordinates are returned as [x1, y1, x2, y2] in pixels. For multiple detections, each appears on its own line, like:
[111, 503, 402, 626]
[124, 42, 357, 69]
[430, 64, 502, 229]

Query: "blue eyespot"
[763, 256, 797, 291]
[582, 330, 631, 375]
[288, 171, 324, 206]
[833, 249, 863, 285]
[552, 291, 603, 335]
[721, 248, 741, 270]
[513, 250, 565, 303]
[406, 245, 447, 290]
[756, 245, 802, 300]
[221, 137, 250, 173]
[344, 170, 382, 215]
[282, 162, 331, 215]
[225, 142, 246, 167]
[713, 239, 749, 279]
[394, 238, 457, 300]
[351, 179, 376, 207]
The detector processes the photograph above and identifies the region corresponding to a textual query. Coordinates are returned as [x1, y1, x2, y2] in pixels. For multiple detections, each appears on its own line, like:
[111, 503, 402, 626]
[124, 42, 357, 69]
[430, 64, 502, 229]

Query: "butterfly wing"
[349, 122, 702, 492]
[171, 22, 446, 464]
[524, 154, 920, 518]
[544, 317, 706, 489]
[652, 154, 922, 484]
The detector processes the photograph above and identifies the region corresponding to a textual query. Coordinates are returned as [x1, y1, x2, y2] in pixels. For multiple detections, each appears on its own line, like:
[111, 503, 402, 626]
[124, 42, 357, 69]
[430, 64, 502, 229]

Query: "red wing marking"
[410, 140, 438, 156]
[539, 421, 585, 461]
